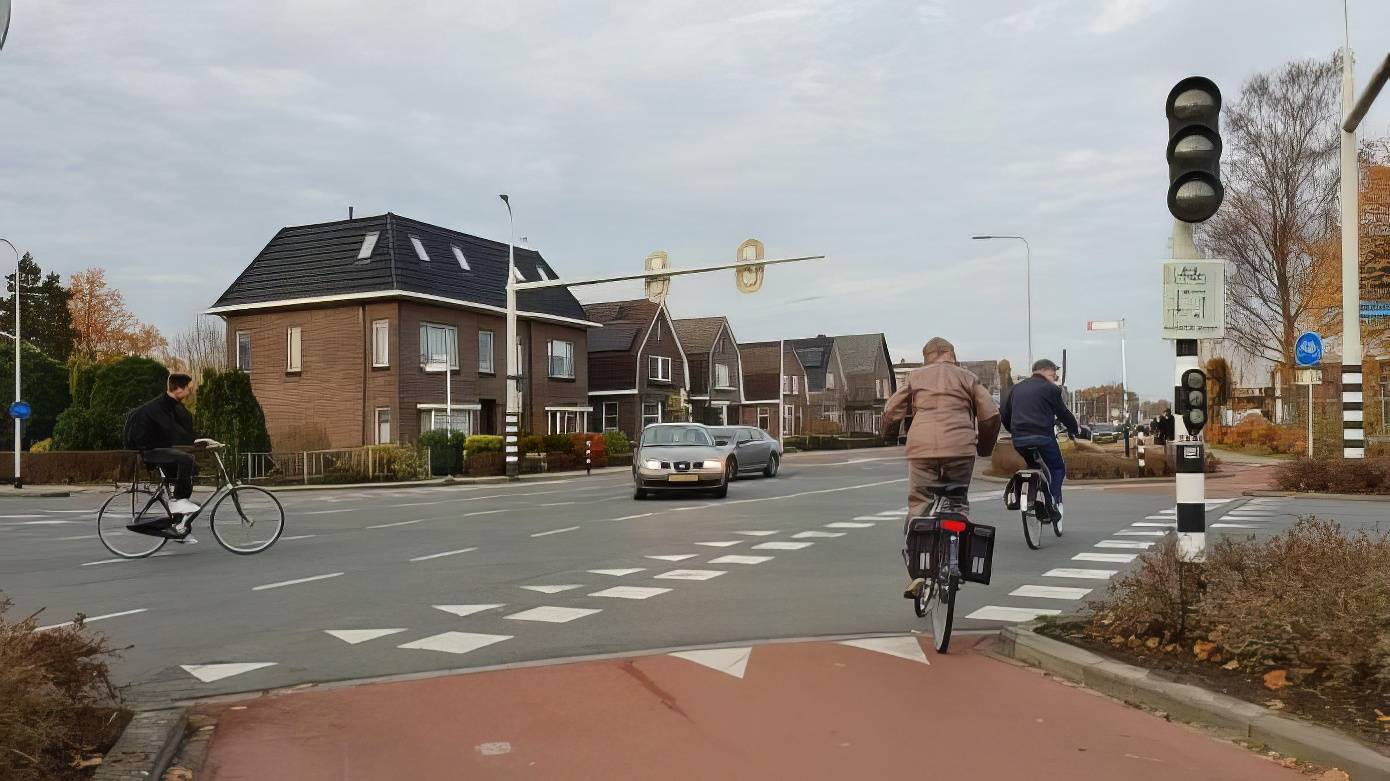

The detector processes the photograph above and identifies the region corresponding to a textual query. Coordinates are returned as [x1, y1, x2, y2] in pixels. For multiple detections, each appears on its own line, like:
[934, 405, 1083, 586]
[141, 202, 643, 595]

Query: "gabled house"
[673, 316, 744, 426]
[832, 333, 896, 433]
[895, 358, 1002, 405]
[583, 299, 689, 441]
[207, 213, 597, 449]
[789, 335, 849, 432]
[738, 340, 809, 438]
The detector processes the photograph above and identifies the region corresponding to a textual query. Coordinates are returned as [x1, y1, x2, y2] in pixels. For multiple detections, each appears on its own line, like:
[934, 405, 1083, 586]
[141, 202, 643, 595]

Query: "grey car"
[633, 423, 734, 500]
[707, 426, 783, 479]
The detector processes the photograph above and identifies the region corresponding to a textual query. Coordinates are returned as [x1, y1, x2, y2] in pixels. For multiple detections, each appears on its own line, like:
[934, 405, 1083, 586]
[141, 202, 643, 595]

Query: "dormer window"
[357, 232, 379, 260]
[451, 245, 470, 270]
[409, 236, 430, 262]
[512, 266, 525, 283]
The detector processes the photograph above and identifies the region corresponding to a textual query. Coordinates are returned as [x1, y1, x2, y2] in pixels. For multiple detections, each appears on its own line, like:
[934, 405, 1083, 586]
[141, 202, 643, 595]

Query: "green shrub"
[196, 370, 270, 479]
[53, 357, 167, 450]
[420, 430, 453, 476]
[0, 344, 72, 449]
[542, 433, 572, 453]
[519, 434, 544, 454]
[68, 361, 100, 408]
[463, 435, 503, 453]
[51, 406, 114, 451]
[602, 429, 631, 455]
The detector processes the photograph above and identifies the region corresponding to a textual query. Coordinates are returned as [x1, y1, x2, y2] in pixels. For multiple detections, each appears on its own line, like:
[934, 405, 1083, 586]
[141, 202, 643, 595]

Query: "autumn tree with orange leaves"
[66, 268, 166, 363]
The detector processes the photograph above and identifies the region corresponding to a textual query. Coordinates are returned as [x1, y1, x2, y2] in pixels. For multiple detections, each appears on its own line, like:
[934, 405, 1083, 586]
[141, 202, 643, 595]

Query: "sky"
[1, 0, 1388, 400]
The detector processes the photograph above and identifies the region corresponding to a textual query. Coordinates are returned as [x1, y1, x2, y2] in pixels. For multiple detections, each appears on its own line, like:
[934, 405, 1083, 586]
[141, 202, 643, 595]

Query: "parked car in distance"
[1090, 424, 1119, 444]
[707, 426, 783, 479]
[633, 423, 734, 500]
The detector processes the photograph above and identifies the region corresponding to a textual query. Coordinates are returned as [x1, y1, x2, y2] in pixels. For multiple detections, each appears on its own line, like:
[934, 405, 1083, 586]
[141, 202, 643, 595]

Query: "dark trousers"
[142, 449, 197, 500]
[907, 456, 975, 519]
[1013, 436, 1064, 503]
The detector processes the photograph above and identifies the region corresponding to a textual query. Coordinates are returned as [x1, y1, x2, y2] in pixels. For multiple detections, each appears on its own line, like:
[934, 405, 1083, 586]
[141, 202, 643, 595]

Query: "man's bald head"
[922, 337, 957, 364]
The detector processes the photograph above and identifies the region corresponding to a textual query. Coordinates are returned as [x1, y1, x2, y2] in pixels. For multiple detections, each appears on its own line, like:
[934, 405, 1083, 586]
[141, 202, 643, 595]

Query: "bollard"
[1138, 443, 1146, 470]
[585, 438, 592, 476]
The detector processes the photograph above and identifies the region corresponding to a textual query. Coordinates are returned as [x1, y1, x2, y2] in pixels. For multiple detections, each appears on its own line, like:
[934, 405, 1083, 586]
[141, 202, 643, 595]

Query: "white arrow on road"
[325, 629, 407, 645]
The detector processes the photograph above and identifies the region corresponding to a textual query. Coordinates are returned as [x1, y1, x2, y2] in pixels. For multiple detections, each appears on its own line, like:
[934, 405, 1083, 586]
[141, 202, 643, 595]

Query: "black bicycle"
[1006, 445, 1066, 550]
[903, 484, 995, 653]
[97, 443, 285, 558]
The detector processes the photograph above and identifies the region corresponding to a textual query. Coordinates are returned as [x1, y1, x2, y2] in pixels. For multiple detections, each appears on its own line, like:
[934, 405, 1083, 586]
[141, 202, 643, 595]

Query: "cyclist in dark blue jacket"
[1001, 359, 1079, 521]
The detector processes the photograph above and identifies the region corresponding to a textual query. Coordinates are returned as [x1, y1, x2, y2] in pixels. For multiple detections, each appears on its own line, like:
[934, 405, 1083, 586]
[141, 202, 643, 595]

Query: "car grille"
[674, 461, 691, 472]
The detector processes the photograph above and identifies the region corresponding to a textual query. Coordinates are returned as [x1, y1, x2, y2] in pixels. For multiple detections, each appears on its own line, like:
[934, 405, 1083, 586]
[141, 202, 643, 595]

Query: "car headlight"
[643, 459, 662, 469]
[701, 460, 723, 469]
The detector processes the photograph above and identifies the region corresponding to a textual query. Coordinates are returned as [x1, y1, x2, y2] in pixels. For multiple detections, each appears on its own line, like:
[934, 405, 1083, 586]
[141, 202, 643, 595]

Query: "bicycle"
[903, 483, 995, 653]
[1006, 443, 1066, 550]
[97, 443, 285, 558]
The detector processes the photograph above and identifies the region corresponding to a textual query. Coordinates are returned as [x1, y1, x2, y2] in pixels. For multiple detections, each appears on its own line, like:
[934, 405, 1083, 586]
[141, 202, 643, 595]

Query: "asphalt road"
[0, 448, 1378, 704]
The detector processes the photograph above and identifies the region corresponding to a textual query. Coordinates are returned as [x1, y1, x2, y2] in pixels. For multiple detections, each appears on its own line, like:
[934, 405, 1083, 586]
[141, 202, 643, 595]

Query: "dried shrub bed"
[988, 440, 1217, 479]
[1042, 519, 1390, 750]
[0, 597, 129, 780]
[1274, 457, 1390, 494]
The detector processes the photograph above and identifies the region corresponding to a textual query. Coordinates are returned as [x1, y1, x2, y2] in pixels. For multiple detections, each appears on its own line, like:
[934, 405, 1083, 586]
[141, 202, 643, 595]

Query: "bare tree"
[1200, 55, 1342, 370]
[164, 315, 226, 382]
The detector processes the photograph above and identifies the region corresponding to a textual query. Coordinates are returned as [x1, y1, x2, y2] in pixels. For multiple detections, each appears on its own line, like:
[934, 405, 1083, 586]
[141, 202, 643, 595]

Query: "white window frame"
[655, 321, 662, 342]
[547, 339, 575, 379]
[546, 408, 589, 435]
[409, 235, 430, 261]
[792, 375, 800, 394]
[478, 330, 495, 374]
[418, 406, 479, 437]
[372, 320, 389, 368]
[826, 371, 836, 390]
[419, 323, 459, 369]
[783, 405, 796, 436]
[602, 401, 620, 431]
[357, 232, 379, 260]
[236, 331, 252, 373]
[375, 407, 391, 444]
[642, 401, 663, 427]
[714, 362, 731, 390]
[451, 245, 470, 270]
[649, 355, 672, 382]
[286, 326, 302, 373]
[757, 406, 771, 431]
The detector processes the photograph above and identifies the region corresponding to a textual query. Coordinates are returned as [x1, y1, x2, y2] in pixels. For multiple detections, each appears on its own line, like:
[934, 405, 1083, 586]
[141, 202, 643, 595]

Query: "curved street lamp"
[971, 234, 1033, 369]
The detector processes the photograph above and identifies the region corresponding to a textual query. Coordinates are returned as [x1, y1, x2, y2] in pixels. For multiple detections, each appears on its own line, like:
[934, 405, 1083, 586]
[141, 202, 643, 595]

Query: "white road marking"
[1115, 530, 1168, 536]
[875, 510, 905, 516]
[709, 555, 774, 565]
[588, 568, 645, 576]
[671, 504, 714, 512]
[1043, 568, 1117, 580]
[590, 586, 671, 600]
[56, 534, 97, 541]
[433, 604, 504, 618]
[35, 608, 148, 632]
[252, 572, 344, 591]
[521, 584, 583, 594]
[826, 522, 873, 529]
[42, 510, 92, 514]
[603, 513, 655, 522]
[476, 742, 512, 756]
[1211, 523, 1257, 529]
[303, 509, 355, 515]
[531, 526, 580, 537]
[1010, 585, 1092, 600]
[397, 632, 512, 655]
[465, 509, 512, 517]
[410, 547, 478, 562]
[721, 478, 906, 507]
[539, 501, 577, 507]
[325, 629, 407, 644]
[735, 531, 778, 537]
[17, 520, 81, 525]
[1145, 515, 1175, 520]
[646, 554, 697, 562]
[852, 516, 886, 521]
[81, 554, 172, 566]
[1073, 552, 1138, 563]
[181, 662, 277, 683]
[670, 647, 751, 679]
[280, 534, 317, 541]
[367, 518, 427, 529]
[654, 569, 726, 581]
[752, 541, 812, 550]
[793, 531, 845, 538]
[0, 514, 46, 519]
[504, 606, 601, 623]
[839, 636, 930, 665]
[965, 606, 1061, 622]
[1095, 540, 1154, 549]
[1132, 522, 1175, 527]
[695, 541, 742, 548]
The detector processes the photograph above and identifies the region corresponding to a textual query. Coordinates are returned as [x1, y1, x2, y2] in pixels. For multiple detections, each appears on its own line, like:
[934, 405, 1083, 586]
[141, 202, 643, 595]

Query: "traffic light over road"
[1177, 368, 1209, 436]
[1165, 77, 1224, 223]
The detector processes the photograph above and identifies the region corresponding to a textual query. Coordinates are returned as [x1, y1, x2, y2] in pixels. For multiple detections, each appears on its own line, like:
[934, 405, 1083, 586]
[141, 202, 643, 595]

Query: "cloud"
[998, 2, 1058, 33]
[1087, 0, 1165, 35]
[917, 1, 948, 24]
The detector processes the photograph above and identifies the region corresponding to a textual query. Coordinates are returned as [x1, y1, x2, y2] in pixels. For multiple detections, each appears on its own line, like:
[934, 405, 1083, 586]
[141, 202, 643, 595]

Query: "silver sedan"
[632, 424, 733, 500]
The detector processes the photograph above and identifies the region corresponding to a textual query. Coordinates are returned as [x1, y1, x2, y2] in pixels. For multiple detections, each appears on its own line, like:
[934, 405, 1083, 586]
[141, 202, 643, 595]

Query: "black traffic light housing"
[1165, 76, 1224, 223]
[1176, 368, 1209, 436]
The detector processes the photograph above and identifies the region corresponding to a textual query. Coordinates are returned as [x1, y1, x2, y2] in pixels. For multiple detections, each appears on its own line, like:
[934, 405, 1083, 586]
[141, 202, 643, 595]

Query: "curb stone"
[1244, 489, 1390, 503]
[94, 707, 188, 781]
[998, 623, 1390, 780]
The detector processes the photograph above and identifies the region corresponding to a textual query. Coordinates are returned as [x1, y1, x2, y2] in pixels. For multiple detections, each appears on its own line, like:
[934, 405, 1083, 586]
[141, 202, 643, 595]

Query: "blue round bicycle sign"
[1295, 332, 1323, 367]
[8, 401, 30, 421]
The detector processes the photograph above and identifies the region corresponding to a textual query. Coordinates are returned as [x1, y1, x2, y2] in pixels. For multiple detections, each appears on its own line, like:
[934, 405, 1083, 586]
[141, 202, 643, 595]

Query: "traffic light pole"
[1171, 219, 1205, 561]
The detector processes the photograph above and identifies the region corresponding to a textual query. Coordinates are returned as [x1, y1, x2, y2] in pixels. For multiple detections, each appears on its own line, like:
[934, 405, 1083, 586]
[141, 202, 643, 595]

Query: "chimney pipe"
[348, 206, 354, 219]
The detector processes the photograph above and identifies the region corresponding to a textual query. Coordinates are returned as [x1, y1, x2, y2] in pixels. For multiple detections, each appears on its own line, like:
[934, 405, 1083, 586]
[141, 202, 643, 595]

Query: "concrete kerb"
[976, 472, 1235, 487]
[0, 487, 73, 497]
[1245, 489, 1390, 503]
[94, 707, 188, 781]
[998, 622, 1390, 780]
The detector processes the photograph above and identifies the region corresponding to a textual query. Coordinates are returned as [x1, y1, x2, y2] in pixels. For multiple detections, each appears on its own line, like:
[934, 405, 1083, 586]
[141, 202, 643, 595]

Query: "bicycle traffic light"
[1176, 368, 1209, 436]
[1165, 76, 1223, 223]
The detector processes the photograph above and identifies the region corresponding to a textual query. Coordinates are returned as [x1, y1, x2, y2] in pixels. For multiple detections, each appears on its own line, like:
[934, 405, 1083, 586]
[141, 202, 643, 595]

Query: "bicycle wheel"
[1022, 508, 1042, 550]
[209, 486, 285, 554]
[929, 568, 958, 653]
[97, 488, 170, 559]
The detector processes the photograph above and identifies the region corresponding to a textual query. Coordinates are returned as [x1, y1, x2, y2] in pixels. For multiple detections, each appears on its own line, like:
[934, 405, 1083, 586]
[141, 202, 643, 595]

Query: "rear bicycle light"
[940, 519, 967, 533]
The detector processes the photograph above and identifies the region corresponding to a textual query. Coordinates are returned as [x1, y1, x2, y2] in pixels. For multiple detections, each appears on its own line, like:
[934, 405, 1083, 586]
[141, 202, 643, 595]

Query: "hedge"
[0, 343, 71, 449]
[53, 356, 168, 451]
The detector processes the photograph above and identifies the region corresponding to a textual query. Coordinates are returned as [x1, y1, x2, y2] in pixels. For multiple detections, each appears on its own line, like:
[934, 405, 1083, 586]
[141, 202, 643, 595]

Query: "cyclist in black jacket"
[124, 373, 202, 530]
[1001, 359, 1079, 521]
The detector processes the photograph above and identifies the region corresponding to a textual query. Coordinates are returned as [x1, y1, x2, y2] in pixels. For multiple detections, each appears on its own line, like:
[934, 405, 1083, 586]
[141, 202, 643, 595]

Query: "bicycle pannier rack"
[1004, 469, 1044, 512]
[902, 513, 996, 586]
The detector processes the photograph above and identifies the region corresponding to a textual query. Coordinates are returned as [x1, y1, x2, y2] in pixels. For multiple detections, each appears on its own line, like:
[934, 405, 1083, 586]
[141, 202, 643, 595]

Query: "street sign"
[644, 251, 670, 304]
[735, 239, 765, 294]
[1362, 301, 1390, 319]
[1295, 368, 1323, 385]
[1294, 332, 1323, 366]
[8, 401, 30, 421]
[1161, 260, 1226, 339]
[1087, 320, 1122, 331]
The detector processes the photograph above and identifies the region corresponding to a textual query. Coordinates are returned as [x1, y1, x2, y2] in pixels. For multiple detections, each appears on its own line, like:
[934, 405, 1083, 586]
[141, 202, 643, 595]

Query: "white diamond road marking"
[325, 629, 407, 645]
[531, 526, 580, 537]
[965, 606, 1061, 622]
[646, 554, 697, 562]
[181, 662, 277, 683]
[709, 555, 774, 565]
[735, 530, 778, 537]
[521, 584, 583, 594]
[1211, 523, 1257, 529]
[752, 541, 813, 550]
[875, 510, 905, 516]
[839, 636, 930, 665]
[793, 531, 845, 538]
[654, 569, 726, 581]
[1115, 530, 1168, 536]
[433, 604, 504, 618]
[826, 522, 873, 529]
[1132, 522, 1176, 527]
[1010, 585, 1092, 600]
[589, 586, 671, 600]
[410, 547, 478, 562]
[1095, 540, 1154, 549]
[588, 568, 645, 577]
[695, 541, 742, 548]
[252, 572, 344, 591]
[397, 632, 512, 655]
[505, 606, 602, 623]
[1044, 568, 1117, 580]
[670, 647, 751, 679]
[1074, 552, 1138, 563]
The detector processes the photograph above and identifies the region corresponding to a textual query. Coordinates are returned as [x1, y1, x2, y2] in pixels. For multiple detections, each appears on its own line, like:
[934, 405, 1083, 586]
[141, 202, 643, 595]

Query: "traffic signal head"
[735, 238, 765, 294]
[1165, 77, 1223, 223]
[644, 250, 670, 304]
[1177, 368, 1209, 435]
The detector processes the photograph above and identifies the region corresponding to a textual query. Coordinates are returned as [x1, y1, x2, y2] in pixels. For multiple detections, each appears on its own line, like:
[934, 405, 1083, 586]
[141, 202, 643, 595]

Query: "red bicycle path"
[195, 635, 1300, 781]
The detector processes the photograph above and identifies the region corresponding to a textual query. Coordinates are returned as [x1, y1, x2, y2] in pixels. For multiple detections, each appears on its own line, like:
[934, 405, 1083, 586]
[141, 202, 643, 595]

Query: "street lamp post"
[0, 238, 19, 489]
[972, 235, 1033, 368]
[499, 195, 520, 480]
[425, 361, 453, 437]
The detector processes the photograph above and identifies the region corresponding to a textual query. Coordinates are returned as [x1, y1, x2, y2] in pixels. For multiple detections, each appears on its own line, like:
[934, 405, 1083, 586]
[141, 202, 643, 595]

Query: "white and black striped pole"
[1173, 339, 1206, 561]
[500, 194, 521, 480]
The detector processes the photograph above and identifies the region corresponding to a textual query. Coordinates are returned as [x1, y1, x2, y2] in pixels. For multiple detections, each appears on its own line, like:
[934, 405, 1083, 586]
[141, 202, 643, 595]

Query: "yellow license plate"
[667, 474, 699, 482]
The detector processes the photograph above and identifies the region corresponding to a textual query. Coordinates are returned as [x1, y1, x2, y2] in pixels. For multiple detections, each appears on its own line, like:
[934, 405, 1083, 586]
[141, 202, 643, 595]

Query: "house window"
[714, 363, 731, 389]
[419, 323, 458, 369]
[451, 245, 470, 270]
[602, 401, 620, 431]
[372, 320, 389, 368]
[826, 372, 836, 390]
[548, 340, 575, 379]
[757, 407, 771, 431]
[649, 355, 672, 382]
[478, 330, 495, 374]
[409, 235, 430, 261]
[375, 408, 391, 444]
[792, 375, 800, 394]
[236, 331, 252, 372]
[547, 409, 589, 434]
[655, 321, 662, 342]
[357, 232, 379, 261]
[419, 407, 478, 436]
[642, 402, 663, 427]
[783, 405, 796, 436]
[286, 326, 302, 372]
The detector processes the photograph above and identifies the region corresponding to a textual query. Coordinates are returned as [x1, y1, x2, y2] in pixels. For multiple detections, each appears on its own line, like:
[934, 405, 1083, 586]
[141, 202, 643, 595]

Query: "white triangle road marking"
[181, 662, 277, 684]
[521, 584, 583, 594]
[695, 541, 742, 548]
[654, 569, 726, 581]
[589, 586, 671, 600]
[827, 522, 873, 529]
[793, 531, 845, 538]
[588, 568, 645, 577]
[735, 531, 778, 537]
[646, 554, 697, 562]
[709, 555, 773, 565]
[433, 604, 504, 618]
[670, 647, 752, 679]
[325, 629, 407, 645]
[839, 636, 930, 666]
[964, 606, 1061, 622]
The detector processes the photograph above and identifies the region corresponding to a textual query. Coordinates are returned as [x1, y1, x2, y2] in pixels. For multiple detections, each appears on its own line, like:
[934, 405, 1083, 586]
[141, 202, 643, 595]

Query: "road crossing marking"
[410, 547, 478, 562]
[1009, 585, 1092, 600]
[367, 518, 427, 529]
[505, 606, 602, 623]
[966, 606, 1061, 622]
[252, 572, 344, 591]
[531, 526, 579, 537]
[588, 568, 645, 576]
[590, 586, 671, 600]
[826, 522, 873, 528]
[647, 554, 698, 562]
[1211, 523, 1257, 529]
[1132, 522, 1175, 527]
[1073, 552, 1138, 563]
[839, 636, 930, 665]
[670, 647, 751, 679]
[521, 585, 583, 594]
[35, 608, 148, 632]
[397, 632, 512, 655]
[852, 516, 885, 521]
[433, 605, 504, 618]
[1095, 540, 1154, 549]
[326, 629, 407, 644]
[735, 531, 778, 536]
[1115, 530, 1167, 536]
[709, 555, 774, 565]
[875, 510, 904, 517]
[181, 662, 277, 683]
[695, 541, 743, 547]
[1043, 568, 1117, 580]
[654, 569, 726, 581]
[793, 531, 845, 538]
[752, 541, 812, 550]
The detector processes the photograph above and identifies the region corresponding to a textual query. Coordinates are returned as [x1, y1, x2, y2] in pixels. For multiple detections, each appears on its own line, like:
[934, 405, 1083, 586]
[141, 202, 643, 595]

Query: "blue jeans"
[1012, 436, 1064, 504]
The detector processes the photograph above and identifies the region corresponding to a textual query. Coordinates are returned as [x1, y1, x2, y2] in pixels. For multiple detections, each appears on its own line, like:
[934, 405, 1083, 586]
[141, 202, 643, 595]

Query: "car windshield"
[707, 427, 735, 443]
[1093, 425, 1116, 433]
[641, 426, 714, 447]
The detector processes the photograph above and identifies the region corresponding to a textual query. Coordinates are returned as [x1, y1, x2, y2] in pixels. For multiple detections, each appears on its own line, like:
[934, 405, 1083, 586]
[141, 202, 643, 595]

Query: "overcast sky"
[2, 0, 1387, 399]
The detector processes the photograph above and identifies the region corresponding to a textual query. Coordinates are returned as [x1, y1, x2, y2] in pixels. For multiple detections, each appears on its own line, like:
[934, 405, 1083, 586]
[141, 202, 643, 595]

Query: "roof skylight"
[357, 232, 379, 260]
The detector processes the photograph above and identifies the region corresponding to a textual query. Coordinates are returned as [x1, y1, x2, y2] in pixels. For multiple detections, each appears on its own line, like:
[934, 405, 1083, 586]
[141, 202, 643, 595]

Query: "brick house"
[582, 298, 689, 441]
[673, 316, 744, 426]
[207, 213, 597, 450]
[789, 335, 849, 432]
[737, 340, 809, 438]
[894, 358, 1001, 405]
[831, 333, 896, 433]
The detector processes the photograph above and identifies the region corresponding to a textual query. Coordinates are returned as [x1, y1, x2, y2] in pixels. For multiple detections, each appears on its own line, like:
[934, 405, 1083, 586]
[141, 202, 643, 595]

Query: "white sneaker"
[168, 499, 201, 516]
[1054, 503, 1064, 520]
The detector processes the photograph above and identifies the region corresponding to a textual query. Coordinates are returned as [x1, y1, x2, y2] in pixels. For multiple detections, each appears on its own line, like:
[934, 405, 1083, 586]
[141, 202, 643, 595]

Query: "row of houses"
[208, 213, 898, 449]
